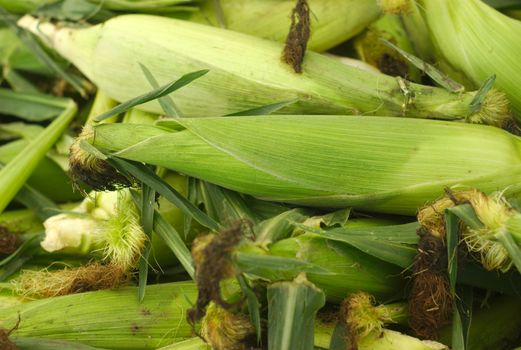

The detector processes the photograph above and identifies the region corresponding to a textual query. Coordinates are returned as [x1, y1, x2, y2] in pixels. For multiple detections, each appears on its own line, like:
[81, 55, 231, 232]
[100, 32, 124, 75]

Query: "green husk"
[188, 0, 381, 52]
[76, 115, 521, 215]
[19, 15, 509, 124]
[267, 275, 325, 350]
[416, 0, 521, 120]
[0, 282, 198, 349]
[236, 233, 405, 303]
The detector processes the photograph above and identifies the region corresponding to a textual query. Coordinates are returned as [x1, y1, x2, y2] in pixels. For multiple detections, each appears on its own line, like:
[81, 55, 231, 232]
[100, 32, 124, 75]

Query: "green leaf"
[109, 157, 221, 231]
[468, 75, 496, 115]
[445, 210, 460, 294]
[225, 99, 298, 116]
[14, 183, 59, 220]
[2, 66, 39, 93]
[153, 209, 195, 279]
[448, 204, 483, 230]
[451, 286, 473, 350]
[381, 39, 465, 93]
[138, 183, 156, 302]
[234, 252, 334, 281]
[139, 63, 181, 118]
[496, 230, 521, 273]
[94, 69, 209, 122]
[195, 180, 258, 224]
[267, 277, 325, 350]
[237, 275, 262, 343]
[0, 88, 70, 121]
[0, 100, 76, 214]
[254, 208, 309, 245]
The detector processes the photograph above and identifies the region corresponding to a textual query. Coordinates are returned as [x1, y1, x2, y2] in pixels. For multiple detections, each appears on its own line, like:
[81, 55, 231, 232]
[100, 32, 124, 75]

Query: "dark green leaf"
[445, 210, 460, 294]
[138, 183, 156, 302]
[109, 157, 220, 231]
[237, 275, 262, 343]
[94, 69, 209, 122]
[153, 209, 195, 279]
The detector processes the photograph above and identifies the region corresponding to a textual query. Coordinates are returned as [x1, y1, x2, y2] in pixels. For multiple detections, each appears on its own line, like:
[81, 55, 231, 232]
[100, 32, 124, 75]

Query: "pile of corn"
[1, 0, 521, 349]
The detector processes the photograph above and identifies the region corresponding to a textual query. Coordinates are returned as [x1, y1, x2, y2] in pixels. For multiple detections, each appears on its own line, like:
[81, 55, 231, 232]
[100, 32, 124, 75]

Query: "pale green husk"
[81, 115, 521, 215]
[188, 0, 381, 52]
[0, 282, 198, 349]
[19, 15, 508, 124]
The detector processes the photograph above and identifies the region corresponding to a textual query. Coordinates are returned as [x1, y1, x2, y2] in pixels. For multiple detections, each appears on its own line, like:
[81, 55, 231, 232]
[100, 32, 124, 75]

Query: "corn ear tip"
[69, 126, 131, 192]
[97, 190, 147, 271]
[201, 303, 256, 350]
[467, 88, 511, 127]
[341, 292, 384, 341]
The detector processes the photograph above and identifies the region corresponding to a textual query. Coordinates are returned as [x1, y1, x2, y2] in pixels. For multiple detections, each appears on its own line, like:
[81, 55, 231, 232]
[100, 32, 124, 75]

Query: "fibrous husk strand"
[201, 303, 256, 350]
[11, 263, 130, 299]
[409, 228, 453, 339]
[0, 227, 20, 255]
[282, 0, 310, 73]
[188, 221, 247, 325]
[69, 126, 132, 192]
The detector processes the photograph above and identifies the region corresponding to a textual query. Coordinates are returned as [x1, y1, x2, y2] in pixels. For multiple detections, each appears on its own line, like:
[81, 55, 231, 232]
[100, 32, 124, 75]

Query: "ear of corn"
[0, 282, 197, 349]
[188, 0, 381, 52]
[80, 116, 521, 215]
[416, 0, 521, 120]
[236, 232, 405, 302]
[19, 15, 509, 124]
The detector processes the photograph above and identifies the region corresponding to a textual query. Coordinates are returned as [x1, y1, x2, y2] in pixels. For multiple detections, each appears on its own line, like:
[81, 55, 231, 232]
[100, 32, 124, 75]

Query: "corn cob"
[0, 282, 197, 349]
[415, 0, 521, 121]
[74, 115, 521, 215]
[188, 0, 381, 52]
[19, 15, 508, 124]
